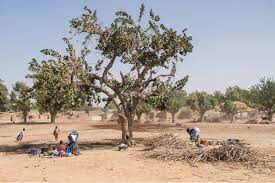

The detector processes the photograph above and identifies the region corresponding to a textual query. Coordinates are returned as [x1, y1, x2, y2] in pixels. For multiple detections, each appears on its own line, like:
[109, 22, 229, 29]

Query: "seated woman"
[57, 140, 67, 157]
[52, 146, 59, 157]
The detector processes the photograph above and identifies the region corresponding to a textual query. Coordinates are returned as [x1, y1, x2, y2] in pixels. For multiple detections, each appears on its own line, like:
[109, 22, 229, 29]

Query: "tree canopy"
[221, 100, 238, 122]
[186, 91, 214, 122]
[0, 79, 9, 112]
[148, 78, 188, 123]
[10, 82, 32, 123]
[251, 77, 275, 121]
[68, 4, 193, 142]
[27, 39, 93, 123]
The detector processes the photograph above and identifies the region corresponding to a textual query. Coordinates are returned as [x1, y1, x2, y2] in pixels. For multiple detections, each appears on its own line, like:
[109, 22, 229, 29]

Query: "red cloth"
[58, 144, 67, 152]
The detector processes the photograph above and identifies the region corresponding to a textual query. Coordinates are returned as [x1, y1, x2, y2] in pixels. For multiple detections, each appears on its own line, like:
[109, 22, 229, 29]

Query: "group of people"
[50, 140, 71, 157]
[17, 124, 200, 156]
[17, 126, 80, 157]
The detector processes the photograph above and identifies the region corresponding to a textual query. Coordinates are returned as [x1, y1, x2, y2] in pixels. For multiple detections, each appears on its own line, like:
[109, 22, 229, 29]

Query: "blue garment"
[66, 146, 72, 156]
[189, 127, 200, 141]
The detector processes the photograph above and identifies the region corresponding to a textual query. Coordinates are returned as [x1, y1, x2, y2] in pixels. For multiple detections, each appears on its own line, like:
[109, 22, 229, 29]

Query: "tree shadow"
[0, 121, 52, 126]
[0, 139, 123, 155]
[0, 143, 49, 154]
[0, 136, 148, 155]
[92, 123, 183, 133]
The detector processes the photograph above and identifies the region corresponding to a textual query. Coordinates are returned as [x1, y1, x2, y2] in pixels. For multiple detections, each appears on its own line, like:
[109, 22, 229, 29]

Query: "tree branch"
[102, 53, 117, 82]
[144, 68, 175, 88]
[93, 85, 121, 112]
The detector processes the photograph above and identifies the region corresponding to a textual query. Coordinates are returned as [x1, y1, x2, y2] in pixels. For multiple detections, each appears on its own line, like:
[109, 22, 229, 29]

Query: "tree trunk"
[198, 111, 205, 122]
[38, 111, 42, 119]
[118, 114, 132, 146]
[127, 114, 134, 140]
[230, 114, 235, 123]
[267, 109, 273, 121]
[137, 113, 142, 122]
[50, 112, 56, 123]
[172, 112, 175, 123]
[23, 112, 28, 123]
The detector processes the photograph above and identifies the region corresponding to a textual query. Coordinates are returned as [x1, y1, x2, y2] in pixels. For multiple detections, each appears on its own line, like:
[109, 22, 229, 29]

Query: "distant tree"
[251, 77, 275, 121]
[10, 82, 32, 123]
[150, 78, 188, 123]
[225, 86, 252, 106]
[221, 100, 238, 122]
[69, 4, 193, 144]
[166, 90, 187, 123]
[0, 79, 9, 112]
[27, 39, 92, 123]
[212, 91, 225, 105]
[136, 102, 151, 122]
[187, 91, 214, 122]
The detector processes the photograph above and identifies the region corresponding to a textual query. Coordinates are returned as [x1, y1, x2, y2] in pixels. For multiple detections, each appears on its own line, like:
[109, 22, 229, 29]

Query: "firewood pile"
[143, 133, 268, 168]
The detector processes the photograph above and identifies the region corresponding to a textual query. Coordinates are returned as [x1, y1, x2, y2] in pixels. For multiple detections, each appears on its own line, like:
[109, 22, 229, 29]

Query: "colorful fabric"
[57, 144, 67, 152]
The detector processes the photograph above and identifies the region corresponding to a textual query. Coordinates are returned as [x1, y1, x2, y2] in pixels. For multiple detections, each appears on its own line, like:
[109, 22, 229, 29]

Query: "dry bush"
[259, 120, 271, 124]
[143, 133, 268, 168]
[245, 119, 259, 124]
[245, 119, 271, 124]
[204, 117, 222, 123]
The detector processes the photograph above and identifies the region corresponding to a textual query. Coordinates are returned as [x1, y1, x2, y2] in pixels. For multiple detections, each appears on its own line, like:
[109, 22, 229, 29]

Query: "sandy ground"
[0, 114, 274, 182]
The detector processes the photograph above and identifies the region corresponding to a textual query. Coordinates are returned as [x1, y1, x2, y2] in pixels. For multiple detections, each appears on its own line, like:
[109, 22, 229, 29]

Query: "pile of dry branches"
[143, 133, 268, 167]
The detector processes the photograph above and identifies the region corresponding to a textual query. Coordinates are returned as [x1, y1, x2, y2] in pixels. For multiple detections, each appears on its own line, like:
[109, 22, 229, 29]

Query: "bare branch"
[144, 68, 175, 88]
[93, 85, 121, 112]
[102, 53, 117, 82]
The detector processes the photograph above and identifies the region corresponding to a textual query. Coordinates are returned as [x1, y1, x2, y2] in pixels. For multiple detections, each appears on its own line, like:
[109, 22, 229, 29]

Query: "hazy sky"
[0, 0, 274, 93]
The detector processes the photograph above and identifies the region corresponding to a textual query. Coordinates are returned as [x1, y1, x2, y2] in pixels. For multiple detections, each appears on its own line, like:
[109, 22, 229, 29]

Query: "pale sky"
[0, 0, 274, 93]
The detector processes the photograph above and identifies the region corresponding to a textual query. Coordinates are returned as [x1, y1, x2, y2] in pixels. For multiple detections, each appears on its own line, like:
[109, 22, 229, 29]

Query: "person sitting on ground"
[52, 146, 59, 157]
[53, 126, 60, 141]
[57, 140, 67, 157]
[16, 128, 25, 142]
[186, 127, 200, 142]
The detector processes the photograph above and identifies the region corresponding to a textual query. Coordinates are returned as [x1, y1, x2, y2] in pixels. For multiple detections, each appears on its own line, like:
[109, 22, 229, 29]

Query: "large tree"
[10, 82, 32, 123]
[187, 91, 214, 122]
[251, 77, 275, 121]
[27, 40, 92, 123]
[0, 79, 9, 112]
[69, 5, 193, 143]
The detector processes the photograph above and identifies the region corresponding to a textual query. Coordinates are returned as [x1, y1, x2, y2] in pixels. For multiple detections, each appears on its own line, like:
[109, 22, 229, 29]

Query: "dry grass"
[143, 133, 269, 168]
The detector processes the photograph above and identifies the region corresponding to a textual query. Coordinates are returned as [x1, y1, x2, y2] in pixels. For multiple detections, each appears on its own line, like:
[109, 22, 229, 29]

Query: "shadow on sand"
[92, 123, 185, 132]
[0, 136, 148, 155]
[0, 121, 52, 126]
[0, 139, 125, 155]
